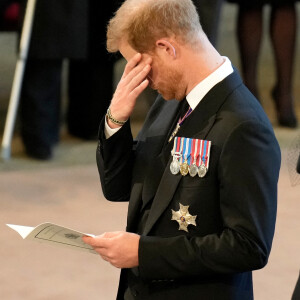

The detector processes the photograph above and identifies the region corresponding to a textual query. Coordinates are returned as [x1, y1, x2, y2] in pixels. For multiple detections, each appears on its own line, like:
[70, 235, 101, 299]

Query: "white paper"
[7, 222, 97, 254]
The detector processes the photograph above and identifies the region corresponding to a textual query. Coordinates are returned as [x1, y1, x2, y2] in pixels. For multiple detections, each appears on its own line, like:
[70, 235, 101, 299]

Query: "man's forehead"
[119, 40, 138, 61]
[119, 39, 155, 61]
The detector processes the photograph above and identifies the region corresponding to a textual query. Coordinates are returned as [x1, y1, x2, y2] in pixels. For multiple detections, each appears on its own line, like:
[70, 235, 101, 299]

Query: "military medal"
[198, 164, 207, 178]
[180, 138, 190, 176]
[170, 135, 211, 178]
[170, 154, 181, 175]
[198, 140, 211, 178]
[171, 203, 197, 232]
[180, 160, 189, 176]
[170, 137, 182, 175]
[189, 138, 198, 177]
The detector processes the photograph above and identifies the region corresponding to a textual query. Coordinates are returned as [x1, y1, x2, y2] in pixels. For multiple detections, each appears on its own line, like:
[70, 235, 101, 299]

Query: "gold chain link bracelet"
[106, 107, 127, 126]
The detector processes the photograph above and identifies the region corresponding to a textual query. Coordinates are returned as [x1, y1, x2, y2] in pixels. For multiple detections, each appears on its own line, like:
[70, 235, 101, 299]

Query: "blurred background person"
[227, 0, 299, 128]
[19, 0, 120, 160]
[67, 0, 121, 141]
[19, 0, 87, 160]
[193, 0, 224, 47]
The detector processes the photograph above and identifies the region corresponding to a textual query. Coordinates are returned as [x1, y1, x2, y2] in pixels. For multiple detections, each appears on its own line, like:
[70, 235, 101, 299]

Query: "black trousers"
[20, 59, 62, 150]
[20, 56, 115, 149]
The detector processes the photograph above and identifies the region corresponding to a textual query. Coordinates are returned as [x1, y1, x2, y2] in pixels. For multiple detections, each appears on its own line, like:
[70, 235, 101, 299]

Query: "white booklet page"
[7, 223, 97, 254]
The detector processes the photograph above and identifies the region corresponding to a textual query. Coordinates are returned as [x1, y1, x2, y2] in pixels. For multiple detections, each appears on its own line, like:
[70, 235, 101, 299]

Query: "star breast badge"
[171, 203, 197, 232]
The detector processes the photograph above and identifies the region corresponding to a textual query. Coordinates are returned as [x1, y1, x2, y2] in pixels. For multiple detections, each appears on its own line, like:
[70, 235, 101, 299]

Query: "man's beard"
[152, 67, 185, 101]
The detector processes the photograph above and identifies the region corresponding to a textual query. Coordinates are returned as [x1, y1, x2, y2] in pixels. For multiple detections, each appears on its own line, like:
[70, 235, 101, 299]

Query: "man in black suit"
[83, 0, 281, 299]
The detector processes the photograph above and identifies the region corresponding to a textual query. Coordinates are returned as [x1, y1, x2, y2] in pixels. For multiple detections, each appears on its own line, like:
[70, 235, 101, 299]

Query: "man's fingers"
[82, 235, 98, 246]
[82, 232, 122, 248]
[123, 53, 142, 76]
[126, 64, 151, 93]
[130, 79, 149, 99]
[122, 56, 152, 83]
[82, 235, 109, 248]
[102, 231, 125, 239]
[121, 62, 147, 85]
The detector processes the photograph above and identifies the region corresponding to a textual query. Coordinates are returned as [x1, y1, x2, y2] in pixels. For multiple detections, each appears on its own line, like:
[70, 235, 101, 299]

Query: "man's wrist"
[106, 115, 122, 129]
[106, 107, 128, 128]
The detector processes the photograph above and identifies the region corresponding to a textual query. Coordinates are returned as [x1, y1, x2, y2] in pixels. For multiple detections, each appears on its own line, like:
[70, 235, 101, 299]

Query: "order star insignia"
[171, 203, 197, 232]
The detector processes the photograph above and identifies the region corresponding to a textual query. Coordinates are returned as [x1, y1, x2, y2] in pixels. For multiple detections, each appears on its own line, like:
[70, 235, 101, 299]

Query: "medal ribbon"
[172, 137, 177, 155]
[196, 139, 203, 167]
[176, 137, 181, 153]
[179, 137, 184, 164]
[201, 140, 207, 166]
[169, 104, 193, 143]
[190, 138, 196, 165]
[173, 136, 182, 162]
[184, 138, 191, 163]
[178, 107, 193, 125]
[187, 138, 193, 165]
[181, 138, 189, 163]
[204, 141, 211, 168]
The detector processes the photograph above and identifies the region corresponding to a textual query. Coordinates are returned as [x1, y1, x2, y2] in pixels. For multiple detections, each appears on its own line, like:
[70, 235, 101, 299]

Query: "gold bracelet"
[106, 107, 127, 126]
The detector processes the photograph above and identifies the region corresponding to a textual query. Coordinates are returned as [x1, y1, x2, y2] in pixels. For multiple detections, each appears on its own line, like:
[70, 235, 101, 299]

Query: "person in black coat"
[20, 0, 119, 159]
[67, 0, 122, 141]
[82, 0, 281, 299]
[192, 0, 224, 46]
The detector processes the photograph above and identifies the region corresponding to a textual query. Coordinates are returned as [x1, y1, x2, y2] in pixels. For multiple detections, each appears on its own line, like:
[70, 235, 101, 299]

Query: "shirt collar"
[186, 57, 233, 110]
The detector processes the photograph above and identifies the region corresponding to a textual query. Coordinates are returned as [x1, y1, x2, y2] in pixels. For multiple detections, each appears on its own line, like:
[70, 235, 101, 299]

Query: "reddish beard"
[153, 68, 185, 100]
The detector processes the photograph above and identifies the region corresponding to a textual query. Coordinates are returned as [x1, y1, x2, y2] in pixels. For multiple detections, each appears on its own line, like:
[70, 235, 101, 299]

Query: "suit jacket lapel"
[143, 70, 243, 235]
[140, 100, 183, 209]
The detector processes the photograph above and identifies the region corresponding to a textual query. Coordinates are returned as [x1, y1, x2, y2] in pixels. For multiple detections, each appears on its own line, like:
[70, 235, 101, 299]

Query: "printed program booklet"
[6, 222, 97, 254]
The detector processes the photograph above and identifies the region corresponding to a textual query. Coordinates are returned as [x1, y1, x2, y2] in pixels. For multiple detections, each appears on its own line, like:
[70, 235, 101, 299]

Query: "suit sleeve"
[138, 120, 281, 279]
[96, 117, 134, 202]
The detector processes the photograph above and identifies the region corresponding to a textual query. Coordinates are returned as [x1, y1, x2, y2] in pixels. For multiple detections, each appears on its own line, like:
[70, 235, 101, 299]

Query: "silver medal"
[170, 158, 180, 175]
[189, 164, 198, 177]
[170, 152, 181, 175]
[198, 164, 207, 178]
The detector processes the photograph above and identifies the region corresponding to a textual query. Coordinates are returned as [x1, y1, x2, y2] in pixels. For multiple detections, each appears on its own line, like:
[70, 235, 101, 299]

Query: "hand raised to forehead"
[108, 53, 152, 128]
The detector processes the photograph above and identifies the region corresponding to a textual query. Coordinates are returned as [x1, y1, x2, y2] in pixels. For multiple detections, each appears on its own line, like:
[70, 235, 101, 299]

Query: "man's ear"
[155, 39, 177, 58]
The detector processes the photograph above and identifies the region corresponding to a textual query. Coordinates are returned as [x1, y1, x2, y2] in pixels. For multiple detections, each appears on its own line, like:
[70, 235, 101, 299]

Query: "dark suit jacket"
[96, 70, 281, 299]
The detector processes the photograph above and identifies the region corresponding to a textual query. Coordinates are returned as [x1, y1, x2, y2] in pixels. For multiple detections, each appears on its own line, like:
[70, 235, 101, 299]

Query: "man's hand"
[108, 53, 152, 128]
[82, 231, 140, 269]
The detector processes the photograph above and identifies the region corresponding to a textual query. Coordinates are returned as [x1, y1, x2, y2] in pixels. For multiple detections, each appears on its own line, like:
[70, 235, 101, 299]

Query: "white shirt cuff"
[104, 117, 122, 139]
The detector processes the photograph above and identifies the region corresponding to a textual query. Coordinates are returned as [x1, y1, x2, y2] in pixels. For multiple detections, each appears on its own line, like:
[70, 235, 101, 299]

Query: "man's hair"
[107, 0, 203, 53]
